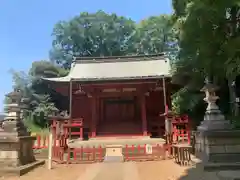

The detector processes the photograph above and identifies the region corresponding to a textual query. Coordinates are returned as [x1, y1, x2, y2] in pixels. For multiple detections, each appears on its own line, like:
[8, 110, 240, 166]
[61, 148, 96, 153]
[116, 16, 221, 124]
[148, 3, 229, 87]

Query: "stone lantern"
[197, 80, 231, 131]
[194, 79, 240, 172]
[3, 89, 29, 136]
[0, 89, 44, 176]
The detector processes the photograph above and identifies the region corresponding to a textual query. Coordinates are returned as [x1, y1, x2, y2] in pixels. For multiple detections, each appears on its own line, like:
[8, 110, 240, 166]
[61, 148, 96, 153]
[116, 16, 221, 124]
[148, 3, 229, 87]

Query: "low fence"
[32, 135, 68, 150]
[51, 144, 172, 164]
[172, 129, 191, 144]
[32, 135, 194, 165]
[124, 144, 172, 161]
[32, 129, 191, 150]
[32, 135, 174, 163]
[33, 135, 49, 149]
[53, 146, 105, 164]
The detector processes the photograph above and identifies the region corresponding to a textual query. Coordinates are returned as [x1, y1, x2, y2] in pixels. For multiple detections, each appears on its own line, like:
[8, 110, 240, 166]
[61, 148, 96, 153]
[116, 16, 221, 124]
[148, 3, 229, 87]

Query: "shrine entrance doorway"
[97, 96, 142, 136]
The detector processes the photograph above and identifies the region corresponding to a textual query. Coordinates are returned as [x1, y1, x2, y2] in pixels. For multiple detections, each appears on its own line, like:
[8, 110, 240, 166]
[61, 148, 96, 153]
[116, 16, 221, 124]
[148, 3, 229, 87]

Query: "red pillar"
[141, 95, 148, 136]
[91, 96, 97, 138]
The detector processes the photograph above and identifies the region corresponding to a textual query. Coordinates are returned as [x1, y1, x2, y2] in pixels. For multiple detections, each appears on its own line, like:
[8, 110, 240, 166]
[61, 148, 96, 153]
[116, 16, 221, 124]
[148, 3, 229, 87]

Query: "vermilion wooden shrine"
[44, 53, 177, 140]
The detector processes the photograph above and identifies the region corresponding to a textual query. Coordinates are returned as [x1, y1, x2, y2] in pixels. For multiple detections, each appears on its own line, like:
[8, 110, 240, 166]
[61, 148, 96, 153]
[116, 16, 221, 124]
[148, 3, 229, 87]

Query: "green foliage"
[8, 61, 67, 129]
[172, 88, 202, 114]
[230, 115, 240, 129]
[171, 0, 240, 121]
[23, 115, 49, 134]
[50, 11, 138, 68]
[136, 15, 176, 54]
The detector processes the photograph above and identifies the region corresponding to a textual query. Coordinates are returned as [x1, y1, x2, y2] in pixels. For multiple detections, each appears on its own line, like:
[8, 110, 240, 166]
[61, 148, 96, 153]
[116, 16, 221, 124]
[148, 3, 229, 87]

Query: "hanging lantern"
[74, 84, 86, 94]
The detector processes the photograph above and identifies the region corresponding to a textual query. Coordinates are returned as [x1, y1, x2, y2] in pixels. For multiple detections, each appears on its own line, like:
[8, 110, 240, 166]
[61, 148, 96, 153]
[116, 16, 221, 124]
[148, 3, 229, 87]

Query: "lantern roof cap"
[200, 83, 219, 92]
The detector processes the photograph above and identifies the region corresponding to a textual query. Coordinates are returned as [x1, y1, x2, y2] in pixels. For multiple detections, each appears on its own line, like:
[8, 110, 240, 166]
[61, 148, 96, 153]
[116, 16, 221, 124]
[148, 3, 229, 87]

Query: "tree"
[136, 15, 176, 54]
[50, 11, 138, 68]
[172, 0, 240, 119]
[7, 61, 68, 128]
[29, 60, 69, 115]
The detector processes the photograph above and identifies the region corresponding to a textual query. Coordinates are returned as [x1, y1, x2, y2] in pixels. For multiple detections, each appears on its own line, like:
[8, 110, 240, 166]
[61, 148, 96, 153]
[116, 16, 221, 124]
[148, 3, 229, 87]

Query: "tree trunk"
[228, 78, 239, 116]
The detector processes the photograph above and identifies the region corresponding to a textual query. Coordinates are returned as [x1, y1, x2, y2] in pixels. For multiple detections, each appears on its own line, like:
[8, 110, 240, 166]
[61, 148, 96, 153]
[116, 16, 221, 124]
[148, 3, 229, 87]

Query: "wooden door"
[103, 98, 135, 123]
[120, 102, 135, 121]
[104, 102, 121, 123]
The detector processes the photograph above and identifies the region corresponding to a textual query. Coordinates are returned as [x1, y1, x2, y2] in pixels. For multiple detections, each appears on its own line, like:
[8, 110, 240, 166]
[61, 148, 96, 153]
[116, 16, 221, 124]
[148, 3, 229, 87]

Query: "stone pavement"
[77, 162, 140, 180]
[76, 160, 223, 180]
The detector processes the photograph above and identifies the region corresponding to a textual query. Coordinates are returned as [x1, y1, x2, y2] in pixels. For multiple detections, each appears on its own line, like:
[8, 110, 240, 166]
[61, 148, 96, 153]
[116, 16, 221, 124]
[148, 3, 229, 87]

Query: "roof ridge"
[74, 53, 166, 64]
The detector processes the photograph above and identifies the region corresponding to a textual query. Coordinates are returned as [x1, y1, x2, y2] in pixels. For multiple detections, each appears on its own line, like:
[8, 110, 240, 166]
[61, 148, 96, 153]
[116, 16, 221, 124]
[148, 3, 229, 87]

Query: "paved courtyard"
[0, 160, 223, 180]
[0, 159, 221, 180]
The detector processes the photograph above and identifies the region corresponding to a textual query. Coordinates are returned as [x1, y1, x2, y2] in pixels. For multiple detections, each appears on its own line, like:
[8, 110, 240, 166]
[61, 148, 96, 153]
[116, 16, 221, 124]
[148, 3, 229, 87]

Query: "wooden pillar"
[91, 96, 97, 138]
[69, 80, 73, 140]
[141, 94, 148, 136]
[69, 80, 73, 118]
[162, 76, 172, 142]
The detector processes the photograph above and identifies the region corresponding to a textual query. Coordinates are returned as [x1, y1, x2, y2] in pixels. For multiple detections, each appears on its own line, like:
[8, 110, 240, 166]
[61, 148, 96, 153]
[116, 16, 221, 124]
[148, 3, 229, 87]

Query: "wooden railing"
[51, 117, 84, 140]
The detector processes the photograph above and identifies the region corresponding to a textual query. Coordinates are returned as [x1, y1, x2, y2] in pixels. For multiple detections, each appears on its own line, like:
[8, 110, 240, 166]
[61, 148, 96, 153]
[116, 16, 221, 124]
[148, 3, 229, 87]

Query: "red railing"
[33, 135, 49, 149]
[124, 144, 172, 161]
[51, 118, 84, 140]
[172, 129, 191, 144]
[50, 144, 173, 164]
[170, 114, 191, 145]
[32, 118, 84, 150]
[66, 146, 105, 164]
[52, 145, 105, 164]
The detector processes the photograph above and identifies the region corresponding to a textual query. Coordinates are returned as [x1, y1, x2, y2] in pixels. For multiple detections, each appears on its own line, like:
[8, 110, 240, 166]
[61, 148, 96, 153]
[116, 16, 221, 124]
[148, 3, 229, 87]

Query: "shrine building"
[43, 53, 172, 140]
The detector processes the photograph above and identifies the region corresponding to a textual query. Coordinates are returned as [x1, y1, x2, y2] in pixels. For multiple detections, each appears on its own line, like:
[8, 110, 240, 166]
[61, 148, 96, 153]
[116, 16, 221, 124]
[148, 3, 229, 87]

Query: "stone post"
[195, 80, 240, 171]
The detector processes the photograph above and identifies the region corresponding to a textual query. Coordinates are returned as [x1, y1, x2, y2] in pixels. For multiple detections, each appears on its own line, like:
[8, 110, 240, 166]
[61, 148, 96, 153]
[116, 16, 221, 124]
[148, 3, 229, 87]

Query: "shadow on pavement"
[177, 162, 219, 180]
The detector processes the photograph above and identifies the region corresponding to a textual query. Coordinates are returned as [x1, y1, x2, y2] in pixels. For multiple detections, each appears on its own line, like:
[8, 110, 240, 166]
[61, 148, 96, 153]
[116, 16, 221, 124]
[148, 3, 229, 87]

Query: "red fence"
[124, 144, 172, 161]
[32, 115, 191, 150]
[170, 114, 191, 144]
[52, 146, 105, 164]
[32, 130, 191, 150]
[33, 135, 49, 149]
[50, 144, 173, 164]
[172, 129, 191, 144]
[51, 118, 84, 139]
[32, 135, 174, 163]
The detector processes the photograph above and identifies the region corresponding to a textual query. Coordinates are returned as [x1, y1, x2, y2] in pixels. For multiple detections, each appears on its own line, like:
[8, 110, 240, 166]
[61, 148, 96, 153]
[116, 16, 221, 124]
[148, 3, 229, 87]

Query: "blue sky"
[0, 0, 172, 112]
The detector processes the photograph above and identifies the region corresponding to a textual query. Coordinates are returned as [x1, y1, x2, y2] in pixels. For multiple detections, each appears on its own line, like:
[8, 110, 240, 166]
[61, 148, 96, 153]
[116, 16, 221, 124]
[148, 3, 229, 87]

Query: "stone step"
[204, 162, 240, 171]
[217, 170, 240, 180]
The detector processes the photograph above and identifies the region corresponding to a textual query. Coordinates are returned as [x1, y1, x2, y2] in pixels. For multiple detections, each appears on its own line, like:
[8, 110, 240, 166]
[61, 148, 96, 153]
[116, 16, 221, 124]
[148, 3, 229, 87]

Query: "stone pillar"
[195, 80, 240, 170]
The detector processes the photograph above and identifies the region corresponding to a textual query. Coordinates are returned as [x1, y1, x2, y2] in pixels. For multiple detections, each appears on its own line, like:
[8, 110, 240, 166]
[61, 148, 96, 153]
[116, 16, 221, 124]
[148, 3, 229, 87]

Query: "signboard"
[145, 144, 153, 154]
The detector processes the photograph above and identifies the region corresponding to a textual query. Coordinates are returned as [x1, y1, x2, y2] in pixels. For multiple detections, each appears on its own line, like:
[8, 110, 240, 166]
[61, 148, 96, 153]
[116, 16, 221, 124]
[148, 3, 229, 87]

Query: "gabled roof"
[43, 53, 171, 82]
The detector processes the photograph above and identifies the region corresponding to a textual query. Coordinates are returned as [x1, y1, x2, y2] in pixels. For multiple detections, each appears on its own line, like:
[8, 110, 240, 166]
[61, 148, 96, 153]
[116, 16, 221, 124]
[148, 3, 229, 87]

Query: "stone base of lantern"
[195, 130, 240, 171]
[0, 136, 45, 176]
[0, 159, 45, 176]
[197, 109, 232, 131]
